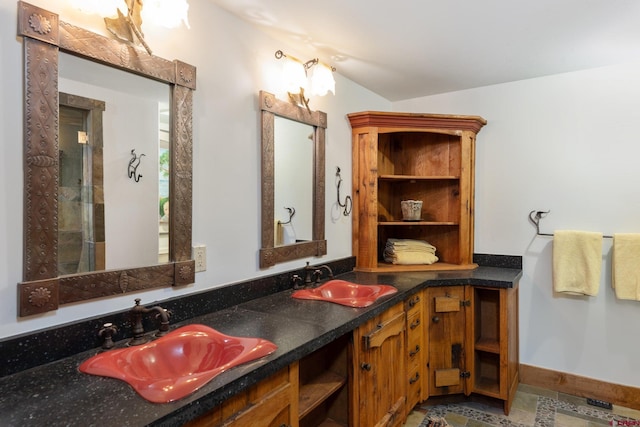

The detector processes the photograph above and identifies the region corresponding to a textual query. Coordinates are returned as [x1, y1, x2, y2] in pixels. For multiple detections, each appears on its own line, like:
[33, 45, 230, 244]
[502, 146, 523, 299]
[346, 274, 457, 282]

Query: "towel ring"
[279, 207, 295, 225]
[336, 167, 352, 216]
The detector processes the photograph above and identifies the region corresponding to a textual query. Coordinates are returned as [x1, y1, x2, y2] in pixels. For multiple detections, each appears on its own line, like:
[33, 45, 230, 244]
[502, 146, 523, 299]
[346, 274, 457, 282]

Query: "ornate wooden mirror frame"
[259, 91, 327, 268]
[17, 1, 196, 316]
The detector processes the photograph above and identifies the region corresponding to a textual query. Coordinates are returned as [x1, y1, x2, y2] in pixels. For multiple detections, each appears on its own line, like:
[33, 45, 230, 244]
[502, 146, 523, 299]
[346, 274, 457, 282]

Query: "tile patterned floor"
[403, 384, 640, 427]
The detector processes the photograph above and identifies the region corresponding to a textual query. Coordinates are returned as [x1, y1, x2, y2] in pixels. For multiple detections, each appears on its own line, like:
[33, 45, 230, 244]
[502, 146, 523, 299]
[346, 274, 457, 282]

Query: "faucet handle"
[291, 274, 304, 289]
[154, 308, 172, 337]
[98, 322, 118, 350]
[312, 269, 322, 284]
[154, 308, 172, 320]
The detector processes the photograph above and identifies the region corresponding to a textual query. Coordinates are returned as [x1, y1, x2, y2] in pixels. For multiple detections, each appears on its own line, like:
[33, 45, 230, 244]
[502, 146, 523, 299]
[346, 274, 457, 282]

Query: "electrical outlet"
[586, 398, 612, 410]
[193, 245, 206, 272]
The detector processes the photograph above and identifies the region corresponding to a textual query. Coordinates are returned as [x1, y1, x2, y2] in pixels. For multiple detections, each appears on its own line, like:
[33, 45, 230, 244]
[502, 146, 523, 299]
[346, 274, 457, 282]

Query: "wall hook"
[336, 167, 352, 216]
[128, 149, 145, 182]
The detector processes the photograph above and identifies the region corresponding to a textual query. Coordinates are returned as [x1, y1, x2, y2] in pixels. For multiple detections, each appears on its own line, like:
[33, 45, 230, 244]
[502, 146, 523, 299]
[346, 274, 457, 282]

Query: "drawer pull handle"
[409, 345, 420, 357]
[361, 363, 372, 371]
[408, 295, 420, 308]
[410, 318, 421, 329]
[409, 372, 420, 384]
[432, 316, 440, 323]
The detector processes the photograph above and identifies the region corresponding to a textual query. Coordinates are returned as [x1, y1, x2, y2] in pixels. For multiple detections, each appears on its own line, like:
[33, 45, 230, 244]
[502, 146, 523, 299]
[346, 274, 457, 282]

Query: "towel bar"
[528, 210, 613, 239]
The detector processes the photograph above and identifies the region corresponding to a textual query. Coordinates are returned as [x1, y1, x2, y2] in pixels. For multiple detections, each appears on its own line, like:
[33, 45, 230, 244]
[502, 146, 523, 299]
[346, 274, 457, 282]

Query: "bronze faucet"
[129, 298, 171, 346]
[301, 262, 334, 287]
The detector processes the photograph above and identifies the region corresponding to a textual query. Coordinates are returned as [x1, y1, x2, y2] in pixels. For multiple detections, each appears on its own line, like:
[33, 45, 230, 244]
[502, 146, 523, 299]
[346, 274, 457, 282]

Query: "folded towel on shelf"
[385, 238, 436, 253]
[612, 233, 640, 301]
[384, 251, 439, 265]
[384, 238, 438, 265]
[552, 230, 603, 296]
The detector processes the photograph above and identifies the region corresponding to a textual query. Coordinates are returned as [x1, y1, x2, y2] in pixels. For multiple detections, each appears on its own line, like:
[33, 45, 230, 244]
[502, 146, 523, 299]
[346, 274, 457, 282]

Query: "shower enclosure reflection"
[59, 93, 105, 274]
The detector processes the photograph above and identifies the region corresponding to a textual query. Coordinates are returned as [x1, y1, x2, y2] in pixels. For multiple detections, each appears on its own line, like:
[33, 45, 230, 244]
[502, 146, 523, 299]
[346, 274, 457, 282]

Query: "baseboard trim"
[520, 364, 640, 411]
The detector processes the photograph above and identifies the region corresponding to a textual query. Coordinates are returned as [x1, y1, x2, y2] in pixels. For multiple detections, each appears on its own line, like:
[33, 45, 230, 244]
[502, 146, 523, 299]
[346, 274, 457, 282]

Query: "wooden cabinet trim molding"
[362, 310, 406, 350]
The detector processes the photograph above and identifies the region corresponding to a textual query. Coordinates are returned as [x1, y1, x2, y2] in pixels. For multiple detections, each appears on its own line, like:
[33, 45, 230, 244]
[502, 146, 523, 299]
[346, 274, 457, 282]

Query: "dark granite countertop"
[0, 266, 521, 427]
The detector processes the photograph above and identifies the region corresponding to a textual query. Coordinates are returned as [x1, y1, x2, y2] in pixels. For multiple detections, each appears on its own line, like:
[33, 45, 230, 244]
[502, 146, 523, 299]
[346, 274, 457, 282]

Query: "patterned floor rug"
[412, 387, 640, 427]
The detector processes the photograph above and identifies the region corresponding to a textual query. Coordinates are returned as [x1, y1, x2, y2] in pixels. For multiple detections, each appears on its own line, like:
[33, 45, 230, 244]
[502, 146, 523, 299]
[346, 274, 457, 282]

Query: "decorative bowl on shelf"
[79, 324, 277, 403]
[292, 279, 397, 307]
[401, 200, 423, 221]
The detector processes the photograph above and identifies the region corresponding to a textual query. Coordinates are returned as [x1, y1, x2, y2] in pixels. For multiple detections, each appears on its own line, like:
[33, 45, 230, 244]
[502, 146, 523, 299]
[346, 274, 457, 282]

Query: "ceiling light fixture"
[275, 50, 335, 112]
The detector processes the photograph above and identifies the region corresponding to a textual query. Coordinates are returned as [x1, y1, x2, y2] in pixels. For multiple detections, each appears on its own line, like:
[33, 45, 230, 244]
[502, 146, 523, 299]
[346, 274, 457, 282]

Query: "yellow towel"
[384, 251, 439, 265]
[552, 230, 603, 296]
[612, 233, 640, 301]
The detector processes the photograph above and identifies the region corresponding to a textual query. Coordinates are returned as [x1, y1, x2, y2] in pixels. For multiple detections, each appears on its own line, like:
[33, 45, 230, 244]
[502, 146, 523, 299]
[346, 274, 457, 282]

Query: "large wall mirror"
[17, 1, 196, 316]
[259, 91, 327, 268]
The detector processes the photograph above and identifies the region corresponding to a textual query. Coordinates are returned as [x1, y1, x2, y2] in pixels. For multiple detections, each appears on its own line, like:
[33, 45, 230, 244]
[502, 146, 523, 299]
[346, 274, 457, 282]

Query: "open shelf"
[474, 376, 501, 397]
[379, 221, 458, 226]
[299, 371, 346, 419]
[379, 174, 460, 181]
[316, 419, 345, 427]
[298, 334, 349, 427]
[474, 350, 501, 396]
[357, 262, 478, 273]
[474, 337, 500, 354]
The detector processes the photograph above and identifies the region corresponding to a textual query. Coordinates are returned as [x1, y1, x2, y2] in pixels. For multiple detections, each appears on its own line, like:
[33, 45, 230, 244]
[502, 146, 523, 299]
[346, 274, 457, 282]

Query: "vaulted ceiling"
[211, 0, 640, 101]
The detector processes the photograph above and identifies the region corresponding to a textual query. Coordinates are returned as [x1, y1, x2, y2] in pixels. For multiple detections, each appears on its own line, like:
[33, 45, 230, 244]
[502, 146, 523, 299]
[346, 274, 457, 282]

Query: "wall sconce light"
[71, 0, 190, 55]
[275, 50, 336, 112]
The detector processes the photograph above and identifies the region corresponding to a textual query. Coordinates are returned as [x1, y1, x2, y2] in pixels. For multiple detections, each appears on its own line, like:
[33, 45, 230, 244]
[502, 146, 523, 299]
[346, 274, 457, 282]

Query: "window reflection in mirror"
[274, 116, 314, 246]
[58, 52, 170, 271]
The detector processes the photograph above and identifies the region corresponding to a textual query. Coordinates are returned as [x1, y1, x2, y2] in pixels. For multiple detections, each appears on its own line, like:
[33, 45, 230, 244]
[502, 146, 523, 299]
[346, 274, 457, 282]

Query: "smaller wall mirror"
[259, 91, 327, 268]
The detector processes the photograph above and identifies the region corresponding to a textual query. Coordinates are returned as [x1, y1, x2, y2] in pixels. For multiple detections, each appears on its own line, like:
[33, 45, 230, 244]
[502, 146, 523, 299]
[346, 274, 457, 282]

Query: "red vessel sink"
[79, 324, 277, 403]
[292, 279, 397, 307]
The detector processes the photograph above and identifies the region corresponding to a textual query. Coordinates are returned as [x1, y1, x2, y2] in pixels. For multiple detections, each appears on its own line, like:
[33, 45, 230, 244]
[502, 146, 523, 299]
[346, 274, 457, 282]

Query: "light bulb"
[282, 57, 308, 93]
[71, 0, 123, 17]
[310, 63, 335, 96]
[141, 0, 190, 29]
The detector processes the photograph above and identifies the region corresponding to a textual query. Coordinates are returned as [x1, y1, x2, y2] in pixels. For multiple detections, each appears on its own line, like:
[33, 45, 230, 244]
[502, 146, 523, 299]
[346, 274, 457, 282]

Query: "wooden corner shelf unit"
[347, 111, 487, 272]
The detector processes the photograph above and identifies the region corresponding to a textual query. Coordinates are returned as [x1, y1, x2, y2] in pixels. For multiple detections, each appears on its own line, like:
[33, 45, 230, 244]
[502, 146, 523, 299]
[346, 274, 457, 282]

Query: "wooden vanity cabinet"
[183, 282, 518, 426]
[423, 284, 519, 415]
[469, 285, 519, 415]
[186, 336, 351, 427]
[350, 302, 406, 427]
[347, 111, 486, 273]
[184, 364, 299, 427]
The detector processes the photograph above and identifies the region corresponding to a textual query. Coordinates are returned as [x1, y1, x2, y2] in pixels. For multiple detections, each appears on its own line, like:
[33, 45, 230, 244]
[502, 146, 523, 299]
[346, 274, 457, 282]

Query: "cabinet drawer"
[406, 311, 422, 369]
[405, 293, 422, 316]
[407, 309, 422, 336]
[407, 366, 421, 410]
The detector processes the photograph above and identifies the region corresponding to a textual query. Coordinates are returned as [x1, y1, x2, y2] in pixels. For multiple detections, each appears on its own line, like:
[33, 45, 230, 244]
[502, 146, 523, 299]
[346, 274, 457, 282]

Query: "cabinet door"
[185, 365, 298, 427]
[351, 303, 406, 427]
[426, 286, 469, 397]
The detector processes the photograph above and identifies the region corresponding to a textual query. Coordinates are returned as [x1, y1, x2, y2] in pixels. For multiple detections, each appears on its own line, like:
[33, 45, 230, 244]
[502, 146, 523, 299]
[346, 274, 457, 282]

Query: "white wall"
[394, 63, 640, 388]
[0, 0, 389, 338]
